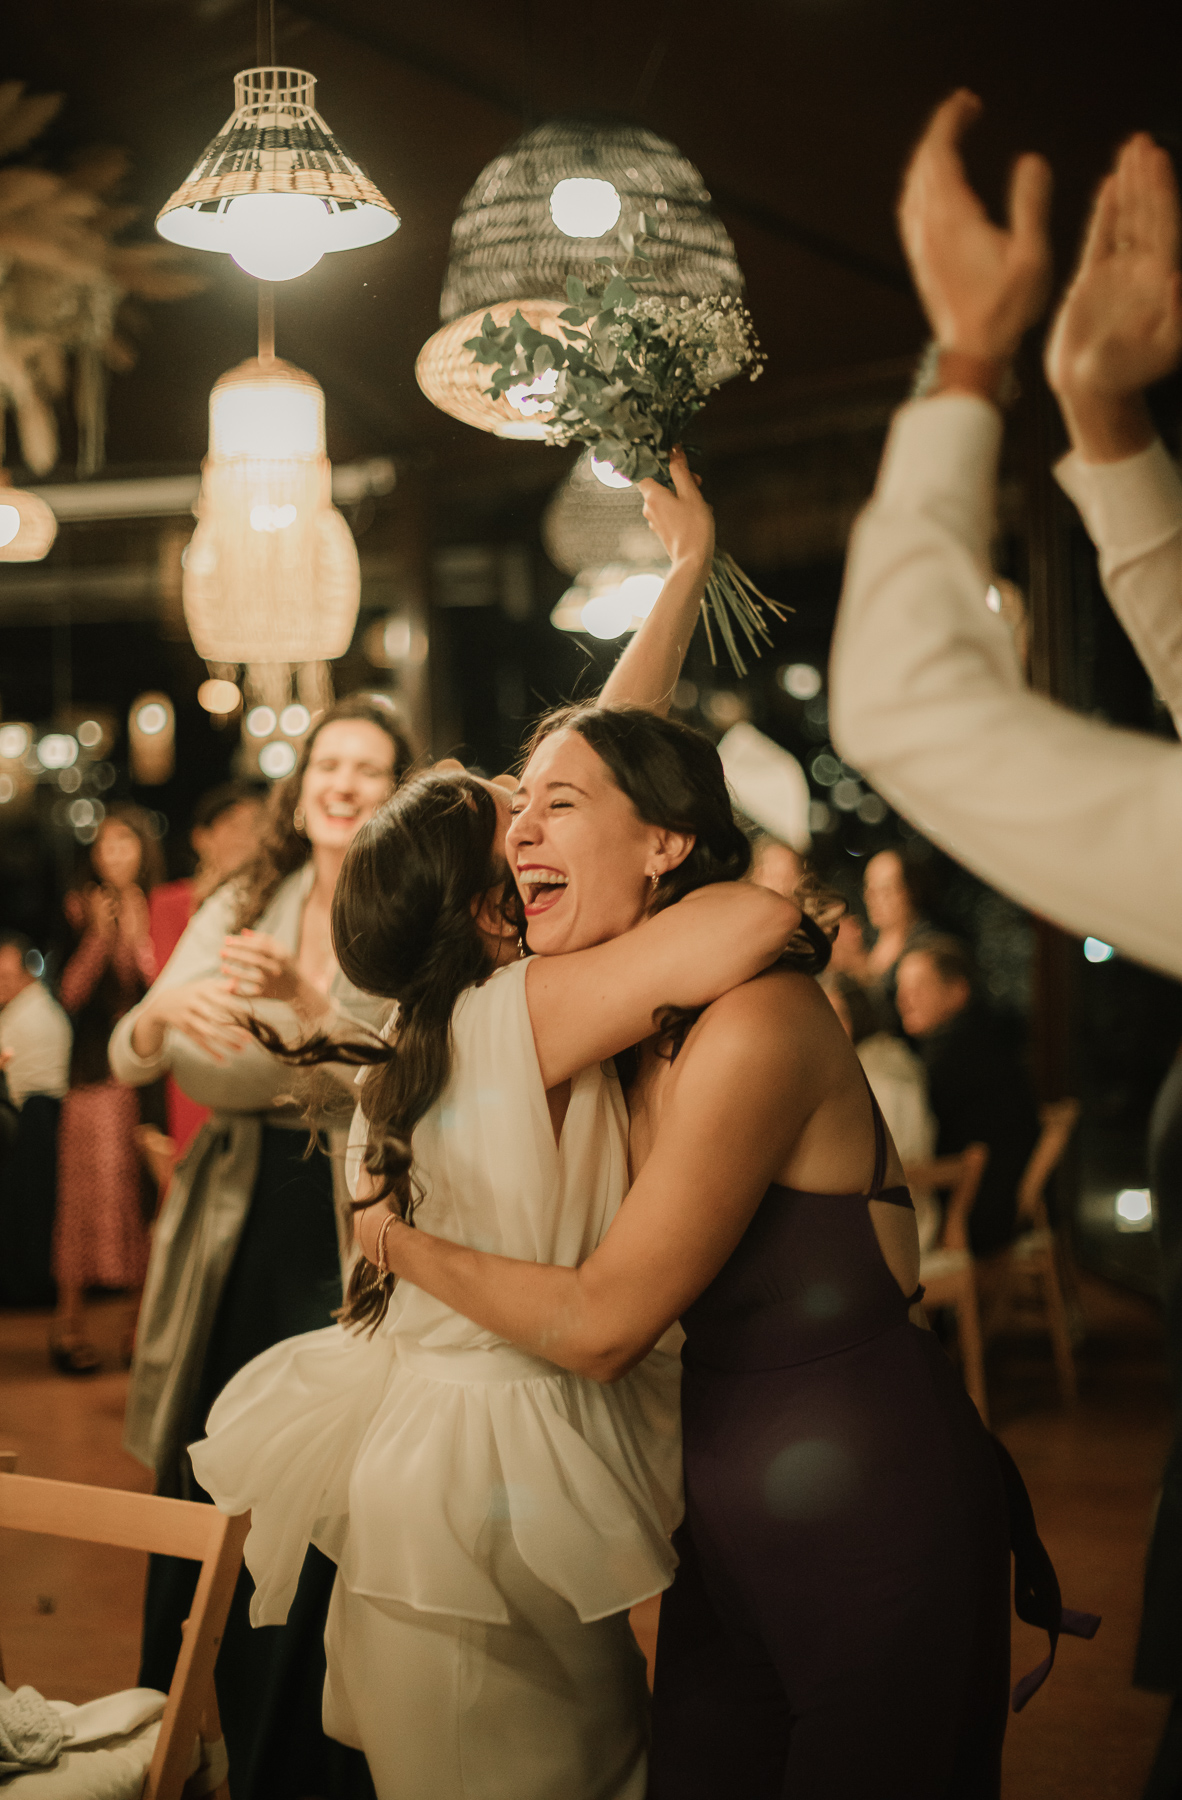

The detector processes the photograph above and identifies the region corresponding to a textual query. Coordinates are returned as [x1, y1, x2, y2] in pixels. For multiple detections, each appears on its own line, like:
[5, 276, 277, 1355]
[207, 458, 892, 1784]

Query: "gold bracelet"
[374, 1211, 397, 1278]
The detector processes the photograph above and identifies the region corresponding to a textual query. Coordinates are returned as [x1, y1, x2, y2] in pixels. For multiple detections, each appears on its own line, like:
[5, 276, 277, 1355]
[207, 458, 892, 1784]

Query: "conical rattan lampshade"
[417, 117, 742, 434]
[157, 67, 398, 274]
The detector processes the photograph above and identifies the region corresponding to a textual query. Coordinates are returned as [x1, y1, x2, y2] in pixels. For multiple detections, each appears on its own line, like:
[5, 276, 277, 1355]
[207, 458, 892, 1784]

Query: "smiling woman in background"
[109, 692, 412, 1800]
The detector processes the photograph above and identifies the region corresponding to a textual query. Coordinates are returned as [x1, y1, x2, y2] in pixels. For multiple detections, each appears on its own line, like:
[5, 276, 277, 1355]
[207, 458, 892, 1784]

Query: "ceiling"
[5, 0, 1179, 493]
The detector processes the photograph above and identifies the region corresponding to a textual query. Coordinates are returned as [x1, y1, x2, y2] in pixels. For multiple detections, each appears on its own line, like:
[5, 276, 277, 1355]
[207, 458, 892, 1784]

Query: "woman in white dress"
[191, 453, 812, 1800]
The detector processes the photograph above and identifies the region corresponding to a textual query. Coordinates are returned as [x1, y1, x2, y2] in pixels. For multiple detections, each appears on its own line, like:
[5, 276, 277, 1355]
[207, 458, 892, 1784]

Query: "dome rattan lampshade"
[543, 451, 669, 635]
[417, 117, 743, 434]
[157, 67, 399, 278]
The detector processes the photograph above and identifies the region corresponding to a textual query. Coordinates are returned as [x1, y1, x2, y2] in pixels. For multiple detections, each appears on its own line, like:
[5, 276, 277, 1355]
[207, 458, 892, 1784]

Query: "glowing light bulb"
[506, 367, 558, 419]
[0, 505, 20, 548]
[249, 503, 298, 533]
[279, 703, 311, 737]
[780, 663, 823, 700]
[245, 706, 277, 739]
[37, 734, 78, 769]
[549, 178, 622, 239]
[618, 572, 664, 619]
[581, 588, 632, 639]
[136, 703, 169, 736]
[259, 739, 297, 778]
[225, 193, 329, 281]
[1115, 1188, 1152, 1230]
[197, 679, 242, 715]
[0, 725, 30, 760]
[590, 456, 631, 490]
[1084, 937, 1115, 964]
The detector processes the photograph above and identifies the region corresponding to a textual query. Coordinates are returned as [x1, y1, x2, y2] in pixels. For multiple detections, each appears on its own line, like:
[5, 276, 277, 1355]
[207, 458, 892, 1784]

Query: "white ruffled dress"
[190, 960, 684, 1637]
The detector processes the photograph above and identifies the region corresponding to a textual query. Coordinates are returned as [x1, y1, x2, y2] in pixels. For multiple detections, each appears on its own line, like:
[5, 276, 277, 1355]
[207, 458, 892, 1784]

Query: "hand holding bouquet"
[465, 230, 787, 675]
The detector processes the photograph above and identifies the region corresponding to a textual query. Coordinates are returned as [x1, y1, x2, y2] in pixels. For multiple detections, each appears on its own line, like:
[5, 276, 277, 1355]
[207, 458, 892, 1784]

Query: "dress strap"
[859, 1068, 889, 1198]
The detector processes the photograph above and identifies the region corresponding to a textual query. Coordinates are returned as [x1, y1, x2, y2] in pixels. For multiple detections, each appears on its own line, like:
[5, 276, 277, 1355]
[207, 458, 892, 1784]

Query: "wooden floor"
[0, 1278, 1174, 1798]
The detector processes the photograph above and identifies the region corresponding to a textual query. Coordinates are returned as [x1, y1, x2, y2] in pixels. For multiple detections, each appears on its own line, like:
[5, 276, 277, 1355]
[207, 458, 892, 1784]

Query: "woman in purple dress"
[351, 705, 1095, 1800]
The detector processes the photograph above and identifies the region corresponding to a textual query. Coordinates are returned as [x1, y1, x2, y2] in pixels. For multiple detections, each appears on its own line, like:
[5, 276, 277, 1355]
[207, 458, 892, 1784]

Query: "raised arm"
[830, 94, 1182, 978]
[596, 448, 715, 715]
[1046, 133, 1182, 727]
[525, 881, 802, 1087]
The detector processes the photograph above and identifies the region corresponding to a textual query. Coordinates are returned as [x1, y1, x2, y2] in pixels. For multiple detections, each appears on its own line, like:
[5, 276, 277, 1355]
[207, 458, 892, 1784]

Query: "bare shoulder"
[681, 968, 842, 1070]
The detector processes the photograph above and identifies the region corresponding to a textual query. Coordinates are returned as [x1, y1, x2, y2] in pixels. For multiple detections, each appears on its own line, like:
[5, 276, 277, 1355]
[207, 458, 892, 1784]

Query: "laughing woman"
[350, 706, 1097, 1800]
[110, 693, 412, 1800]
[189, 458, 818, 1800]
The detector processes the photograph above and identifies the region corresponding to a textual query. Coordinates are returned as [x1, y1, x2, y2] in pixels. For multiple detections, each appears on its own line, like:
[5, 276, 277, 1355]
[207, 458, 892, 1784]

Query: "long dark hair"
[233, 694, 416, 930]
[264, 770, 512, 1333]
[525, 704, 836, 980]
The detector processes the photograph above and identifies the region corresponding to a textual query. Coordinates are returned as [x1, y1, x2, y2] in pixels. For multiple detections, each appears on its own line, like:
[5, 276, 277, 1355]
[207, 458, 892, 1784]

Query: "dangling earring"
[649, 870, 659, 888]
[293, 805, 306, 836]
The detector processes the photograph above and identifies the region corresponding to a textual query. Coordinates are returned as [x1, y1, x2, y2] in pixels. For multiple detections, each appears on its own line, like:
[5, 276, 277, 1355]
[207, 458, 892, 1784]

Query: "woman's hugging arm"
[524, 882, 803, 1089]
[364, 974, 820, 1379]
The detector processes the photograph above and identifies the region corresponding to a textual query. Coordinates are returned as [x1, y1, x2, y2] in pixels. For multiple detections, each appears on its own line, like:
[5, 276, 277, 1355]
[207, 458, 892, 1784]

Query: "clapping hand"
[898, 90, 1052, 370]
[637, 448, 715, 576]
[1045, 133, 1182, 460]
[141, 978, 252, 1062]
[220, 931, 303, 1003]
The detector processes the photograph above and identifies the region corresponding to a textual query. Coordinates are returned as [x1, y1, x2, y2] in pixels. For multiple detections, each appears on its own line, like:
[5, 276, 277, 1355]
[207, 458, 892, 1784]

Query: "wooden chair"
[910, 1143, 990, 1424]
[985, 1098, 1081, 1405]
[0, 1473, 248, 1800]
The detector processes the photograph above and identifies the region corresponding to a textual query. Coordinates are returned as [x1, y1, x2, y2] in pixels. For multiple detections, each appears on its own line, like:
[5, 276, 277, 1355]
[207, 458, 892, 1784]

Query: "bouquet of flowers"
[465, 227, 786, 676]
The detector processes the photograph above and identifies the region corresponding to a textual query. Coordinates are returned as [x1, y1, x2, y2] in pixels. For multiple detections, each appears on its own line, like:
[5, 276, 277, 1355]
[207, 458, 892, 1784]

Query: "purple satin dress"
[650, 1088, 1093, 1799]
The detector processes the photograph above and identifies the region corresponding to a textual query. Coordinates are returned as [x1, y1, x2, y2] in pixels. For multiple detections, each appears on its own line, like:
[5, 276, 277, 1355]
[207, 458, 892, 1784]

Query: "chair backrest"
[937, 1144, 989, 1252]
[905, 1144, 990, 1254]
[1017, 1098, 1080, 1229]
[0, 1474, 248, 1800]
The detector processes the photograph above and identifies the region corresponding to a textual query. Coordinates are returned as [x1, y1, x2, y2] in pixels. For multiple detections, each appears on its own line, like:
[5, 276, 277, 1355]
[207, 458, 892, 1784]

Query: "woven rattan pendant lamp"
[416, 117, 743, 436]
[543, 450, 668, 637]
[182, 355, 361, 689]
[156, 65, 399, 280]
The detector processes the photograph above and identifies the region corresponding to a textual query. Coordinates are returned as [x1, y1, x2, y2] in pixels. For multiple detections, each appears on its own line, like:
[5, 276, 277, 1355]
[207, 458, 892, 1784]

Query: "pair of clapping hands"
[139, 931, 313, 1063]
[902, 92, 1182, 460]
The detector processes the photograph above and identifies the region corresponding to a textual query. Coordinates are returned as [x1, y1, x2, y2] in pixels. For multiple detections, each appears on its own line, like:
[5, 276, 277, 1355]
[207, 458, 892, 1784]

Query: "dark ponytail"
[257, 771, 511, 1333]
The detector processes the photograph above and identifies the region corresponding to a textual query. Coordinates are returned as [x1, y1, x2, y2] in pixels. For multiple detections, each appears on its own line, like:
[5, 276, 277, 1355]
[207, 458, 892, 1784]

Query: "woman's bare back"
[626, 968, 920, 1305]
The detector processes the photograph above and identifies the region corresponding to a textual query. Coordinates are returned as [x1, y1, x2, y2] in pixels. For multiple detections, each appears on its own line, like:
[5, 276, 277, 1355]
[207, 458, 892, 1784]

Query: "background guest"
[896, 935, 1038, 1256]
[862, 847, 934, 1020]
[52, 807, 162, 1373]
[0, 933, 71, 1307]
[148, 782, 266, 1161]
[750, 832, 805, 899]
[827, 970, 940, 1249]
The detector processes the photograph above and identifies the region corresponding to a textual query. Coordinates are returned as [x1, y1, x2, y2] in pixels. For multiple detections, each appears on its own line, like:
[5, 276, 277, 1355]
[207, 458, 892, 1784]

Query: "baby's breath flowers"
[465, 227, 784, 675]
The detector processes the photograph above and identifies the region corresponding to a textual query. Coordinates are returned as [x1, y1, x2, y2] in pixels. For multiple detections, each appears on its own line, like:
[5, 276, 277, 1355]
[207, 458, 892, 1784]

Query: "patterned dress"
[53, 918, 155, 1291]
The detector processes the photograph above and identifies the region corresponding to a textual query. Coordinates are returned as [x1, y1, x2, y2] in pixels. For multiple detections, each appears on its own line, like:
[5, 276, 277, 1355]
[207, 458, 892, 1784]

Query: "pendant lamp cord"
[255, 0, 277, 361]
[256, 0, 276, 64]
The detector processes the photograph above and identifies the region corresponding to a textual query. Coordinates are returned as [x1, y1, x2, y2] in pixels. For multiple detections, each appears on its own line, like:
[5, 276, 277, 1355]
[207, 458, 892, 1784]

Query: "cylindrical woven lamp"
[0, 479, 57, 562]
[183, 356, 361, 668]
[417, 117, 742, 434]
[129, 693, 176, 785]
[156, 67, 399, 279]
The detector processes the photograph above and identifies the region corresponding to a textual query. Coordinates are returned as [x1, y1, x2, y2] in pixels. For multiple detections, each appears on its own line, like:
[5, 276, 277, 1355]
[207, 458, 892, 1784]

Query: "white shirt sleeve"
[829, 394, 1182, 979]
[1055, 439, 1182, 732]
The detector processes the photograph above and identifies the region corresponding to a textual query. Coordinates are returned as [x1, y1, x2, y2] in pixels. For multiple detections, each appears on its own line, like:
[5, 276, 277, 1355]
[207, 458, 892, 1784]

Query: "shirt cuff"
[108, 1011, 169, 1086]
[1055, 439, 1182, 563]
[874, 395, 1004, 566]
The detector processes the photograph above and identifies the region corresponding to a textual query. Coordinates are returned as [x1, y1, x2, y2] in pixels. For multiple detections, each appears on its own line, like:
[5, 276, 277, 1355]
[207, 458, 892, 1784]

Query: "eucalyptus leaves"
[464, 246, 785, 676]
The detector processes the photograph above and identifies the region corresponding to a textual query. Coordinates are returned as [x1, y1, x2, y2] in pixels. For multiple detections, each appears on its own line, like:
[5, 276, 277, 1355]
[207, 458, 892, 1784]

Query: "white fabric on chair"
[0, 1687, 205, 1800]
